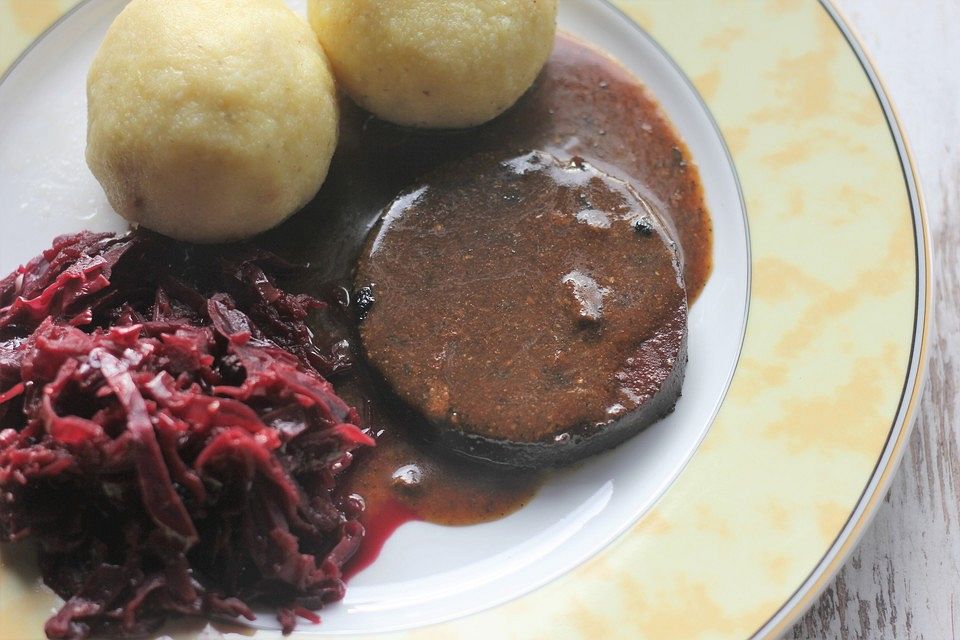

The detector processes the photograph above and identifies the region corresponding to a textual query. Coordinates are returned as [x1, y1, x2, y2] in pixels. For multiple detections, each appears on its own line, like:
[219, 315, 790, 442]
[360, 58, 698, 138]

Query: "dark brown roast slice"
[356, 150, 688, 468]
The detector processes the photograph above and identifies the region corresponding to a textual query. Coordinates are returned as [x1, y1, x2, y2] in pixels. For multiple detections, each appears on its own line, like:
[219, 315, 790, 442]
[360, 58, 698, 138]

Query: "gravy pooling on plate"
[261, 33, 714, 573]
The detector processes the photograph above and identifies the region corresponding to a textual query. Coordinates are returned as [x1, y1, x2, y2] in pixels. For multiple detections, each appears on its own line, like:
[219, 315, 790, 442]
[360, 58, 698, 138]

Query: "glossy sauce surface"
[261, 34, 712, 575]
[356, 151, 686, 460]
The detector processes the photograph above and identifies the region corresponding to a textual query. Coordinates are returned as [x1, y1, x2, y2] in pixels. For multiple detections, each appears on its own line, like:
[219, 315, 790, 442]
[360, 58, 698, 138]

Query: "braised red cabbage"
[0, 231, 373, 639]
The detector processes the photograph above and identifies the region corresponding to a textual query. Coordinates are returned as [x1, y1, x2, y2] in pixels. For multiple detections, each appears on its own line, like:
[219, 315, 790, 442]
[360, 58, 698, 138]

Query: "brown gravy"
[355, 150, 688, 468]
[260, 34, 713, 574]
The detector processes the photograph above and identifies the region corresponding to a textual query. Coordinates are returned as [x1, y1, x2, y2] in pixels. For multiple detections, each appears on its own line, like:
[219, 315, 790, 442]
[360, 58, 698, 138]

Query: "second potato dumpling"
[307, 0, 557, 129]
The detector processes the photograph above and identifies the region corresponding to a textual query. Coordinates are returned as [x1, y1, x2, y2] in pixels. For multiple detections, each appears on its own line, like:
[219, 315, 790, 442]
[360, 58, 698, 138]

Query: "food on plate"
[1, 9, 718, 636]
[0, 232, 373, 639]
[356, 150, 687, 468]
[306, 0, 557, 128]
[85, 0, 339, 243]
[250, 33, 712, 549]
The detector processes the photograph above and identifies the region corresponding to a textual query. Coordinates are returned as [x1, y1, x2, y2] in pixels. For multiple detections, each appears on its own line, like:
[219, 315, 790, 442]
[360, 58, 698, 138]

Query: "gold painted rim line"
[755, 2, 933, 638]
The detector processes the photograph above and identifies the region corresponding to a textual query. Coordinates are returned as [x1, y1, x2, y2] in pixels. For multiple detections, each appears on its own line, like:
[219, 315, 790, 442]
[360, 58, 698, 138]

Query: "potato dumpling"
[86, 0, 339, 243]
[307, 0, 557, 129]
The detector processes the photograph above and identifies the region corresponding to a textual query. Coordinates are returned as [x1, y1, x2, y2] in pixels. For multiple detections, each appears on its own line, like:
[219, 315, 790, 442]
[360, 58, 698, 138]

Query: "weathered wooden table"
[786, 1, 960, 638]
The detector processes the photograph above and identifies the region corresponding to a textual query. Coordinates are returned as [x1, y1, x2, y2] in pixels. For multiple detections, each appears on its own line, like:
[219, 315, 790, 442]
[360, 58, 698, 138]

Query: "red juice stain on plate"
[342, 498, 421, 581]
[339, 427, 541, 581]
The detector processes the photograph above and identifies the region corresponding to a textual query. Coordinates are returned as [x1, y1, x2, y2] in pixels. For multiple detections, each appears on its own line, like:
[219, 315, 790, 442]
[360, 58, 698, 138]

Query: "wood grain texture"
[786, 1, 960, 638]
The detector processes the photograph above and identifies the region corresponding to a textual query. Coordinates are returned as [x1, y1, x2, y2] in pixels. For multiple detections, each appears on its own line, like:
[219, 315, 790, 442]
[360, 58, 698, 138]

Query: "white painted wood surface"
[785, 1, 960, 638]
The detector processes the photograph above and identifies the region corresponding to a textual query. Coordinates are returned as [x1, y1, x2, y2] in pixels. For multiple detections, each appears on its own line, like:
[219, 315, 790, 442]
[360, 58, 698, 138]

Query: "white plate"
[0, 0, 747, 633]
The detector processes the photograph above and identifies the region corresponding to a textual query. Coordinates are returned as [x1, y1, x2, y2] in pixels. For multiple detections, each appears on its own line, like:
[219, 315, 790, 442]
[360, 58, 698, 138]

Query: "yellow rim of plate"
[0, 1, 930, 638]
[756, 2, 930, 636]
